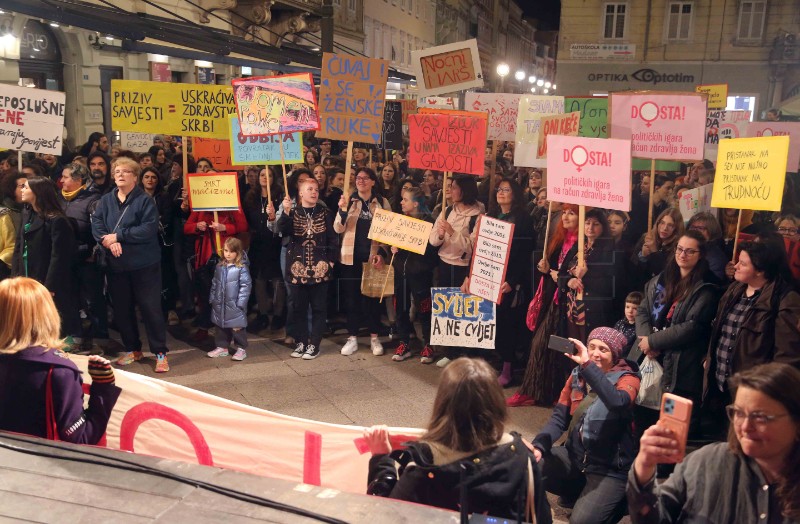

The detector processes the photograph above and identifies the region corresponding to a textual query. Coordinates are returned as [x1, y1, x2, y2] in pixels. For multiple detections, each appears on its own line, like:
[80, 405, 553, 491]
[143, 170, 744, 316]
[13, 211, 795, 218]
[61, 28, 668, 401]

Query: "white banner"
[678, 183, 714, 223]
[430, 288, 496, 349]
[514, 95, 564, 168]
[119, 132, 155, 152]
[0, 85, 65, 155]
[465, 93, 521, 141]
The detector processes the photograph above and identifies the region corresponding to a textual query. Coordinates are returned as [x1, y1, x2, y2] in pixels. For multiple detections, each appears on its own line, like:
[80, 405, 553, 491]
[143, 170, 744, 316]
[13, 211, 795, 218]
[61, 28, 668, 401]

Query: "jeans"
[290, 283, 328, 347]
[106, 262, 168, 355]
[214, 326, 248, 349]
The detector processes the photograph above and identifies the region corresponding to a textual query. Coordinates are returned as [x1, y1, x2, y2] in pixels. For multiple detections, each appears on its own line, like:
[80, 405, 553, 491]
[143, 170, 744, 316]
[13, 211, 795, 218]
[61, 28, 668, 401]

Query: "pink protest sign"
[609, 92, 706, 161]
[747, 122, 800, 172]
[407, 112, 487, 176]
[546, 134, 632, 212]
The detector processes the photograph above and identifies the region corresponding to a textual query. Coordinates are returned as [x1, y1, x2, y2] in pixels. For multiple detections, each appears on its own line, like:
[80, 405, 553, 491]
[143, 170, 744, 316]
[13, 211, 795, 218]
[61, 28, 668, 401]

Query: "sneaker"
[231, 348, 247, 361]
[506, 392, 536, 407]
[371, 337, 384, 356]
[207, 347, 229, 358]
[290, 342, 306, 358]
[167, 310, 180, 326]
[302, 344, 320, 360]
[155, 354, 170, 373]
[392, 342, 412, 361]
[116, 351, 143, 366]
[340, 336, 358, 356]
[420, 345, 435, 364]
[435, 357, 451, 368]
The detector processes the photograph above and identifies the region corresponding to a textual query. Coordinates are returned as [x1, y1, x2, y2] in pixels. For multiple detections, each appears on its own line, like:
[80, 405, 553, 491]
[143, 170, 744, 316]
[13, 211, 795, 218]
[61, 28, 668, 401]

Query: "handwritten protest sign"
[119, 132, 154, 152]
[565, 97, 608, 138]
[546, 134, 633, 212]
[711, 136, 789, 211]
[318, 53, 389, 144]
[418, 96, 458, 109]
[537, 111, 581, 158]
[514, 95, 564, 168]
[400, 99, 417, 124]
[232, 73, 319, 137]
[368, 208, 434, 255]
[678, 183, 714, 223]
[228, 115, 302, 166]
[468, 216, 514, 304]
[381, 101, 404, 150]
[430, 288, 496, 349]
[609, 92, 706, 161]
[465, 93, 520, 142]
[411, 39, 483, 97]
[192, 137, 235, 171]
[695, 84, 728, 110]
[0, 85, 65, 155]
[187, 172, 241, 212]
[407, 111, 487, 176]
[705, 109, 751, 161]
[111, 80, 234, 139]
[747, 122, 800, 172]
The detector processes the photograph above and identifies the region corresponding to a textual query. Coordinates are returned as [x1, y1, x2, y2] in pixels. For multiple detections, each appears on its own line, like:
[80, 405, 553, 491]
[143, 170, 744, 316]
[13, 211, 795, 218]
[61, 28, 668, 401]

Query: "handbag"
[93, 206, 129, 271]
[636, 356, 664, 410]
[360, 262, 394, 298]
[526, 276, 545, 331]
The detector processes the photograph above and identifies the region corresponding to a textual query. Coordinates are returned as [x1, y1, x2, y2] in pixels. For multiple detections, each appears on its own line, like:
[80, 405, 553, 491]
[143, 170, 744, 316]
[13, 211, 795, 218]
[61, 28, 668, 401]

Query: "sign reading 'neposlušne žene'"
[0, 85, 65, 155]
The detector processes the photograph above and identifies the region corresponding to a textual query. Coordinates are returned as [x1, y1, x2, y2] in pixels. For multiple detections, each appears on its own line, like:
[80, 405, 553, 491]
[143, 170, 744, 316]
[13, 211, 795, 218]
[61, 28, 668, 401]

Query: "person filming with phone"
[530, 328, 641, 524]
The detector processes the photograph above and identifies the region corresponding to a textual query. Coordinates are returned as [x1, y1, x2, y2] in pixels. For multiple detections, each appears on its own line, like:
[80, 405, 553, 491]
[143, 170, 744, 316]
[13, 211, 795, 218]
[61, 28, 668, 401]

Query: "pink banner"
[747, 122, 800, 172]
[609, 93, 706, 161]
[546, 134, 632, 211]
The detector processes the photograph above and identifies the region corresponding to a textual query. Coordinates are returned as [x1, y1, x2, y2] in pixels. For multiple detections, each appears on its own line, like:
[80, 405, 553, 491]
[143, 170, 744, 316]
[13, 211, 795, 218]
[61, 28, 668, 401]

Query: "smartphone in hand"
[658, 393, 693, 463]
[548, 335, 575, 355]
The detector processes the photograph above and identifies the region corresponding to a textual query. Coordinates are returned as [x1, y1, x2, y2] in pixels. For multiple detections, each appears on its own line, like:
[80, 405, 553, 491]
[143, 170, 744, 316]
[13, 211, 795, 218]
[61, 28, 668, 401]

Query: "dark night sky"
[520, 0, 561, 31]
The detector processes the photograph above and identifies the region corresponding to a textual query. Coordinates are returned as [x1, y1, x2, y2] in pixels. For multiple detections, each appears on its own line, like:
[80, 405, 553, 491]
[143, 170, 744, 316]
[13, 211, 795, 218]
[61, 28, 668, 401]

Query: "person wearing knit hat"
[529, 328, 641, 523]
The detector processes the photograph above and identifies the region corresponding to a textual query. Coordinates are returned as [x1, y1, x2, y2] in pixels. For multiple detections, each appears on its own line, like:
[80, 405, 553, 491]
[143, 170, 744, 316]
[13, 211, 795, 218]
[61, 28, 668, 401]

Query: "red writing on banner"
[192, 137, 235, 171]
[419, 49, 477, 90]
[537, 111, 580, 158]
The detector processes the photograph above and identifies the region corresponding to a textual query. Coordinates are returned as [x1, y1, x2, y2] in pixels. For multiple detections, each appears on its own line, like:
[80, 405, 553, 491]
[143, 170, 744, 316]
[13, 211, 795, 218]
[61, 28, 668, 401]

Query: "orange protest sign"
[192, 137, 235, 171]
[537, 111, 581, 158]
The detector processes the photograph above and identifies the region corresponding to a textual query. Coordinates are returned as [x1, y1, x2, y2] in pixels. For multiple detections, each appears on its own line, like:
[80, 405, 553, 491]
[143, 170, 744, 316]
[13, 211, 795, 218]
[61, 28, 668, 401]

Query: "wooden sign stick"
[647, 158, 656, 230]
[442, 171, 449, 212]
[731, 209, 743, 263]
[577, 205, 586, 301]
[541, 201, 553, 264]
[379, 252, 396, 303]
[343, 141, 354, 199]
[182, 136, 189, 188]
[368, 148, 373, 167]
[278, 135, 289, 191]
[213, 210, 222, 256]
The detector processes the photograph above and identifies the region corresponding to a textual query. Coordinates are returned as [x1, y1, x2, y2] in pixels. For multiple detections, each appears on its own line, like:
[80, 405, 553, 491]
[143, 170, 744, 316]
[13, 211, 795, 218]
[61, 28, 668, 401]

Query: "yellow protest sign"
[711, 136, 789, 211]
[695, 83, 728, 110]
[368, 208, 434, 255]
[186, 172, 241, 212]
[111, 80, 235, 138]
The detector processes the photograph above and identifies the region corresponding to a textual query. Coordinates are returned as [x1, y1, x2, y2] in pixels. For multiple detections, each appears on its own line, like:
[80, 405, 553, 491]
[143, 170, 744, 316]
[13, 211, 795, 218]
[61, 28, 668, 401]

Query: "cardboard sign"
[465, 92, 520, 141]
[232, 73, 319, 137]
[430, 288, 496, 349]
[418, 96, 458, 109]
[111, 80, 234, 139]
[514, 95, 564, 168]
[678, 183, 714, 223]
[381, 101, 404, 150]
[546, 134, 633, 212]
[192, 137, 234, 171]
[537, 111, 581, 158]
[119, 132, 154, 152]
[407, 111, 487, 176]
[705, 109, 751, 161]
[747, 122, 800, 172]
[400, 99, 417, 125]
[565, 97, 608, 138]
[187, 172, 241, 212]
[0, 85, 65, 155]
[411, 39, 483, 97]
[695, 84, 728, 110]
[711, 136, 789, 211]
[318, 53, 390, 144]
[367, 208, 434, 255]
[609, 92, 706, 160]
[468, 216, 514, 304]
[229, 114, 302, 166]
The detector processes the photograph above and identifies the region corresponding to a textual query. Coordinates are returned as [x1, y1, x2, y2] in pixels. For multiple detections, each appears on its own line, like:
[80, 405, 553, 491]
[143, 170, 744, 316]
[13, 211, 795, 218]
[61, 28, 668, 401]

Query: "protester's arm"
[429, 212, 445, 247]
[649, 288, 716, 353]
[52, 364, 121, 445]
[276, 208, 293, 236]
[531, 378, 572, 455]
[90, 199, 110, 241]
[184, 212, 200, 235]
[580, 360, 639, 412]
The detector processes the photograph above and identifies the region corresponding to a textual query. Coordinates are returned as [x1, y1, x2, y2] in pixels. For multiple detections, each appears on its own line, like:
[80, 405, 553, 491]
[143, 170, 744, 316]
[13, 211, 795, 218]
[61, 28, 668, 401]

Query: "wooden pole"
[731, 209, 743, 263]
[182, 136, 189, 189]
[265, 167, 272, 203]
[647, 158, 656, 231]
[379, 252, 396, 303]
[541, 201, 553, 263]
[343, 141, 354, 199]
[213, 210, 222, 256]
[368, 148, 373, 168]
[278, 135, 289, 191]
[442, 171, 449, 212]
[577, 205, 586, 301]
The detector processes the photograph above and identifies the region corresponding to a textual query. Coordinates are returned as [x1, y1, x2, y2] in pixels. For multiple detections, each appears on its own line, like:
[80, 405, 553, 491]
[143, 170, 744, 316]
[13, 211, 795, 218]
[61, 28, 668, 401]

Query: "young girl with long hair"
[207, 237, 252, 361]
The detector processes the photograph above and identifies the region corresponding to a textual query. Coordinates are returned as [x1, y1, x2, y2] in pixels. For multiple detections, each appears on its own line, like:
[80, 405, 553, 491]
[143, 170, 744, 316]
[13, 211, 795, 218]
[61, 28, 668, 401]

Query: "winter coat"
[61, 184, 102, 259]
[0, 346, 121, 444]
[429, 202, 484, 266]
[0, 207, 15, 272]
[367, 432, 552, 523]
[333, 192, 390, 266]
[278, 203, 338, 285]
[184, 210, 248, 269]
[209, 258, 252, 329]
[242, 192, 282, 280]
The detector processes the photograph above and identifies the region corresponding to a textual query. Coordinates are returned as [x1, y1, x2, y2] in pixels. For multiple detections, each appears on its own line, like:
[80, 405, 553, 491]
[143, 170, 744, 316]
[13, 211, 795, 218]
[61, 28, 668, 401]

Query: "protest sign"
[119, 132, 154, 152]
[468, 216, 514, 304]
[564, 96, 608, 138]
[400, 99, 417, 124]
[546, 134, 633, 212]
[186, 172, 241, 212]
[111, 80, 234, 139]
[695, 84, 728, 110]
[705, 109, 751, 161]
[711, 136, 789, 211]
[232, 73, 319, 137]
[318, 53, 389, 144]
[746, 122, 800, 172]
[430, 288, 496, 349]
[228, 114, 302, 166]
[411, 39, 483, 97]
[407, 111, 487, 176]
[418, 96, 458, 109]
[465, 93, 520, 141]
[678, 183, 714, 223]
[537, 111, 581, 158]
[609, 92, 706, 160]
[192, 137, 235, 171]
[514, 95, 564, 168]
[0, 85, 65, 155]
[368, 208, 434, 255]
[381, 100, 404, 150]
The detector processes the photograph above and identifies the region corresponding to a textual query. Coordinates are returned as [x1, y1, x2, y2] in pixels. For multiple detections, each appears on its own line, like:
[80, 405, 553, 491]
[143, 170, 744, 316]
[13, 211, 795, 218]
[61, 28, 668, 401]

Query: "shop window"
[666, 2, 693, 41]
[737, 1, 766, 41]
[603, 3, 627, 40]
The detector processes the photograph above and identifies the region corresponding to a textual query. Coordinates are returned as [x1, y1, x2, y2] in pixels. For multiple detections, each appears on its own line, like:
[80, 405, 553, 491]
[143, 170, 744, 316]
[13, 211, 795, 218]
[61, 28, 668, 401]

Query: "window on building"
[737, 1, 767, 40]
[603, 3, 627, 39]
[666, 2, 693, 40]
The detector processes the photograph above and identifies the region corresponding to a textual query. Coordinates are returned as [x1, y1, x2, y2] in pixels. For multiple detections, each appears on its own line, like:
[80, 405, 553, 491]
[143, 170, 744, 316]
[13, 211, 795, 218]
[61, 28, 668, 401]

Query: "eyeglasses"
[725, 405, 790, 427]
[778, 227, 798, 234]
[496, 187, 512, 193]
[689, 224, 708, 232]
[675, 246, 699, 256]
[355, 176, 372, 182]
[114, 170, 135, 176]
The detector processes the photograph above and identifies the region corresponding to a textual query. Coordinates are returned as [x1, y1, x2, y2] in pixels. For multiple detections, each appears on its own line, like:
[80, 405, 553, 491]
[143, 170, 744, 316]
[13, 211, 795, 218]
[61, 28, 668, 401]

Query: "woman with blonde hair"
[0, 277, 121, 444]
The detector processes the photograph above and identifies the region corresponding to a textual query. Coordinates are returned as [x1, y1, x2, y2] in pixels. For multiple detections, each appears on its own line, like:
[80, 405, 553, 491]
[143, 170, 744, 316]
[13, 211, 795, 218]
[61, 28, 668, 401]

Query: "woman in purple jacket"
[0, 277, 121, 444]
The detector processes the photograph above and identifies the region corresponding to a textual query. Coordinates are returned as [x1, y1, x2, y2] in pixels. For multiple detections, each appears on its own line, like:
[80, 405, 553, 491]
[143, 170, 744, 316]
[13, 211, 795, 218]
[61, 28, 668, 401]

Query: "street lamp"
[552, 84, 557, 91]
[528, 75, 536, 84]
[543, 88, 549, 94]
[496, 63, 509, 92]
[536, 79, 544, 87]
[545, 81, 552, 89]
[530, 87, 536, 93]
[515, 70, 526, 81]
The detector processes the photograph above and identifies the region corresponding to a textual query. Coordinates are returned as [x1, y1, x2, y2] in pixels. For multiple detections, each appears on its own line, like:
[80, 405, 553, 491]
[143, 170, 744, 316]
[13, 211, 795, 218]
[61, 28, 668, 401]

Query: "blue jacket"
[210, 256, 252, 329]
[91, 186, 161, 272]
